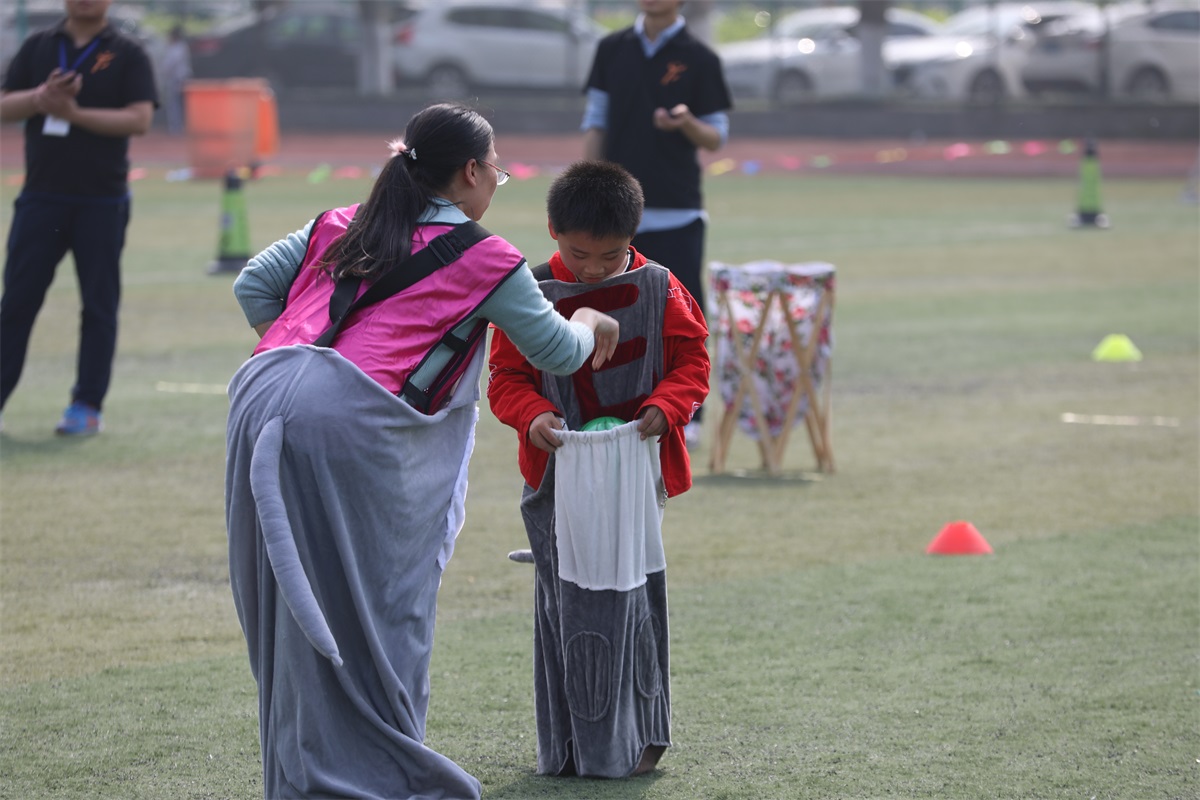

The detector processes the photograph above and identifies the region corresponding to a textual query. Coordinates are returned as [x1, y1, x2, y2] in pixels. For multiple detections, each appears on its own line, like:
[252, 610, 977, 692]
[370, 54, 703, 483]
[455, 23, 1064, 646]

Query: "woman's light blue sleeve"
[232, 220, 314, 328]
[480, 265, 594, 375]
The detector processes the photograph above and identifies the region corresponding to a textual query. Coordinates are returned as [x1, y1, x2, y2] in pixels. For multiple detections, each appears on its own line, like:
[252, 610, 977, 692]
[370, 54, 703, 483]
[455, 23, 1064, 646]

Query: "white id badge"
[42, 116, 70, 136]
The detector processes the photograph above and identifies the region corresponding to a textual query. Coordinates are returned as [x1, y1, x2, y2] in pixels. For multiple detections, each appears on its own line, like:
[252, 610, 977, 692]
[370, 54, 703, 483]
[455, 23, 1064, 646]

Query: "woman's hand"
[569, 308, 619, 369]
[528, 411, 565, 454]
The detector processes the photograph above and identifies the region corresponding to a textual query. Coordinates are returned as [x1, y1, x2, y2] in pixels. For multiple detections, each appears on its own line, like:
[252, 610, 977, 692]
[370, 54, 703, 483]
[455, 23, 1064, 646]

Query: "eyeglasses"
[479, 159, 510, 186]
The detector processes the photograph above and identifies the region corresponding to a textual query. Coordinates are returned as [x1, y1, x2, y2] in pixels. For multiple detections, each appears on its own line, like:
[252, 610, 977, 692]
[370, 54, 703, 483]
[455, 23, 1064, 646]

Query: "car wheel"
[425, 64, 470, 101]
[772, 71, 814, 108]
[967, 70, 1005, 105]
[1126, 67, 1169, 102]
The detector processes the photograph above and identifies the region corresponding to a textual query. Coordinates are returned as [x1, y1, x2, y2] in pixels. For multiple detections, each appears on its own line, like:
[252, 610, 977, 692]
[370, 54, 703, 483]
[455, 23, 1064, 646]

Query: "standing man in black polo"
[582, 0, 731, 449]
[0, 0, 157, 435]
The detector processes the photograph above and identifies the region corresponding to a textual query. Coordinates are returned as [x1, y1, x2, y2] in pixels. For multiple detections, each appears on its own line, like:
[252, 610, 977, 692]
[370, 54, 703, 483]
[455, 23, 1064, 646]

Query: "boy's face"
[550, 226, 632, 284]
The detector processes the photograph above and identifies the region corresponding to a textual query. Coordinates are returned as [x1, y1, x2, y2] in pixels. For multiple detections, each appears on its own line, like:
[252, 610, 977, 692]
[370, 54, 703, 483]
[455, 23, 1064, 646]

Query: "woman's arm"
[479, 265, 617, 374]
[233, 221, 314, 333]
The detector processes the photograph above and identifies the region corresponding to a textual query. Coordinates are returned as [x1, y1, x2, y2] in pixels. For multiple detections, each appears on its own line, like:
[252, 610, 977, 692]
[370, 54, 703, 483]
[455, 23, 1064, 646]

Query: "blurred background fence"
[2, 0, 1197, 137]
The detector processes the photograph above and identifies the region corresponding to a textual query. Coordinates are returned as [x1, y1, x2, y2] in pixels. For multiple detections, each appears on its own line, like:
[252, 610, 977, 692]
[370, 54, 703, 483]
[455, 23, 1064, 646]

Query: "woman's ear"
[464, 159, 480, 188]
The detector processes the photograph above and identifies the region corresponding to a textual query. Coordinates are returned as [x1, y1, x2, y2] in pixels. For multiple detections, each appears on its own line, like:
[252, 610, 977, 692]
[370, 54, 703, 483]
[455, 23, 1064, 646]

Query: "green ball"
[580, 416, 626, 432]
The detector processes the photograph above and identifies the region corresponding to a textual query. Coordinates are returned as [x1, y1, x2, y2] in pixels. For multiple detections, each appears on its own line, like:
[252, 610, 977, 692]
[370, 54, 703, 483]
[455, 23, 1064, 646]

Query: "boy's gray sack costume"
[520, 266, 673, 777]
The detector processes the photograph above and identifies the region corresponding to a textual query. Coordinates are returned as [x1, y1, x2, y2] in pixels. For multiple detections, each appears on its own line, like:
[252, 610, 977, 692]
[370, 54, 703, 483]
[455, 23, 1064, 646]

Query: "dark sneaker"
[55, 402, 102, 436]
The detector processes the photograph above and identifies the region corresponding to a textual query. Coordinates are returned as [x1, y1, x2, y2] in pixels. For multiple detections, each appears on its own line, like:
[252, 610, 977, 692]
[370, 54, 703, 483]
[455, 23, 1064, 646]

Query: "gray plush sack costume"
[521, 266, 672, 777]
[226, 344, 483, 800]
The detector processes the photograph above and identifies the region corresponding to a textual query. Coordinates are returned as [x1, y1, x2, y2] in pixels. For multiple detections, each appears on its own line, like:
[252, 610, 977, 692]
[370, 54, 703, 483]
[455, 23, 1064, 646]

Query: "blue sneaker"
[55, 402, 102, 436]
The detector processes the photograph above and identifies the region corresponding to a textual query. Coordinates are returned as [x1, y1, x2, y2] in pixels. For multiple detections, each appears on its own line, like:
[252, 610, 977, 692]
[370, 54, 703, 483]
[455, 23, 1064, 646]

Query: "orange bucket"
[184, 79, 275, 178]
[255, 86, 279, 159]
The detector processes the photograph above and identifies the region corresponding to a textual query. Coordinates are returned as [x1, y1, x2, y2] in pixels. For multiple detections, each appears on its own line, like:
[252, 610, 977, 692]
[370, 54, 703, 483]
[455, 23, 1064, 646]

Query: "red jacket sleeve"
[641, 273, 709, 427]
[486, 327, 559, 490]
[640, 273, 710, 497]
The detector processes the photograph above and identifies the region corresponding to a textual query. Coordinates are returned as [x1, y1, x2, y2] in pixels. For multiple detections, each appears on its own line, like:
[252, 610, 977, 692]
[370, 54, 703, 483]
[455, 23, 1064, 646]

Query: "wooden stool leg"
[820, 359, 835, 473]
[744, 291, 785, 474]
[772, 284, 835, 474]
[710, 288, 781, 475]
[802, 291, 835, 472]
[710, 290, 745, 474]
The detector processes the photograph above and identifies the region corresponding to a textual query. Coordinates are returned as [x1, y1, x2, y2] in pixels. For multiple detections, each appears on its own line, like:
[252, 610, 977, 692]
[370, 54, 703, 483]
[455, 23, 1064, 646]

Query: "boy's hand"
[528, 411, 565, 454]
[637, 406, 668, 440]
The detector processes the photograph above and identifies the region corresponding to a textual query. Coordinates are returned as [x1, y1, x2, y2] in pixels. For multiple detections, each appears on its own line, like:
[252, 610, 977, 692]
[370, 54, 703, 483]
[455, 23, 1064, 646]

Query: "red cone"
[926, 521, 993, 555]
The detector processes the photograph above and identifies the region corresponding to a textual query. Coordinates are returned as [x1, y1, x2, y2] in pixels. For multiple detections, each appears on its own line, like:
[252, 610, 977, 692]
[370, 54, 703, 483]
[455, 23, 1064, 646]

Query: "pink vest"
[255, 204, 524, 410]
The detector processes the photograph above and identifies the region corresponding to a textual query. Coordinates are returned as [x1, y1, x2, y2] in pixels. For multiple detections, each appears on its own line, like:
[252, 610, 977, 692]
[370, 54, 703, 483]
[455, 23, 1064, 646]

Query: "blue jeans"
[1, 192, 130, 411]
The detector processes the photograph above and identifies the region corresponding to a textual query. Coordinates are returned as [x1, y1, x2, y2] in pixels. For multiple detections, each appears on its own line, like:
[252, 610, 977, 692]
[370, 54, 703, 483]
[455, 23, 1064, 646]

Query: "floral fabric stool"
[708, 260, 835, 475]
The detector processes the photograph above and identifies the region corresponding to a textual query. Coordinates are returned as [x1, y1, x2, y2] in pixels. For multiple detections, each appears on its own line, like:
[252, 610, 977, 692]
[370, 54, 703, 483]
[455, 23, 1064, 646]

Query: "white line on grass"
[1061, 412, 1181, 427]
[155, 381, 228, 395]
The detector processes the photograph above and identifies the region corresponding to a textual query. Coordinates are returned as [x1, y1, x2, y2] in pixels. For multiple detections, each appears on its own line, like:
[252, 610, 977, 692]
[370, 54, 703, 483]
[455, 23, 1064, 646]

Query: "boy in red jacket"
[488, 160, 709, 778]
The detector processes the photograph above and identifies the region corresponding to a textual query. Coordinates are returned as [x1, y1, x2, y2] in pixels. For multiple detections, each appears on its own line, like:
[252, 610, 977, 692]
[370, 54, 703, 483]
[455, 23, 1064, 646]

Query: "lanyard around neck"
[59, 37, 101, 73]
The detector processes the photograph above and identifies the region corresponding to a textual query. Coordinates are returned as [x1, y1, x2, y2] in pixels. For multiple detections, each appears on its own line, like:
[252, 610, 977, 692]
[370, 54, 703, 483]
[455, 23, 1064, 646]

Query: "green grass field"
[1, 169, 1196, 799]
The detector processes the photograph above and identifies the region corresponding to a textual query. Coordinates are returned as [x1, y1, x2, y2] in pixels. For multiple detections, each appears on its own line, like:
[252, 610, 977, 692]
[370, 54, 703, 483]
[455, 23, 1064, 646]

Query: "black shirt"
[586, 26, 731, 210]
[2, 20, 158, 197]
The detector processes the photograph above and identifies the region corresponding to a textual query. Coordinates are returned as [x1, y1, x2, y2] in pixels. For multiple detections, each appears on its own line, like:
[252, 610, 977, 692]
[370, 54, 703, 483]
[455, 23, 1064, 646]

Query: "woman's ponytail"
[323, 103, 494, 282]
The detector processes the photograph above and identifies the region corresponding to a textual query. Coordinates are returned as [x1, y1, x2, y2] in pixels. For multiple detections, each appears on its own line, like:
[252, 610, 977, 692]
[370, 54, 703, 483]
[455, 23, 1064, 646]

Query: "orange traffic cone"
[926, 521, 993, 555]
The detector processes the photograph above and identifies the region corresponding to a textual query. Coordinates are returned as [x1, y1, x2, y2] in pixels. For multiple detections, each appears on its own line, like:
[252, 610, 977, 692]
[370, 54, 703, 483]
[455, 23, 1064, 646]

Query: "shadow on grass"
[0, 431, 101, 455]
[489, 768, 665, 799]
[693, 469, 825, 488]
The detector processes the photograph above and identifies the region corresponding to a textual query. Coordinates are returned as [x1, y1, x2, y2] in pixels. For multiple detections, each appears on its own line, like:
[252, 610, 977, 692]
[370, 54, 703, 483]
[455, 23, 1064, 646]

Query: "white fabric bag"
[553, 421, 666, 592]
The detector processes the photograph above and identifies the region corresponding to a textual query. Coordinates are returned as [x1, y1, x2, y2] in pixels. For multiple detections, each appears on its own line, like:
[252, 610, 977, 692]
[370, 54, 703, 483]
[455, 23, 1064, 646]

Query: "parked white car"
[717, 5, 942, 106]
[392, 2, 604, 99]
[889, 1, 1094, 104]
[1021, 1, 1200, 101]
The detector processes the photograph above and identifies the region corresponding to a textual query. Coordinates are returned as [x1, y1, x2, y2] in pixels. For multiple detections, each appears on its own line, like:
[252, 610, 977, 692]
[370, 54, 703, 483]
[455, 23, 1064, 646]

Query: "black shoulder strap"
[312, 221, 489, 349]
[530, 261, 553, 281]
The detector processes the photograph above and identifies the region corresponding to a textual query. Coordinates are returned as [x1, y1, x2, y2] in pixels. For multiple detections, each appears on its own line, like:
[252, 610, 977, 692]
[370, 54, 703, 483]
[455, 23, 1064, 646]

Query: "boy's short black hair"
[547, 160, 644, 240]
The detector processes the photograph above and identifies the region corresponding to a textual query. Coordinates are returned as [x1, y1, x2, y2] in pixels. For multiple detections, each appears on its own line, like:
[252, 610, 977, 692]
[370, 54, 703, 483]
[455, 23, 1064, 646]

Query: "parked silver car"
[392, 1, 604, 99]
[717, 5, 942, 106]
[1021, 1, 1200, 101]
[889, 1, 1094, 104]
